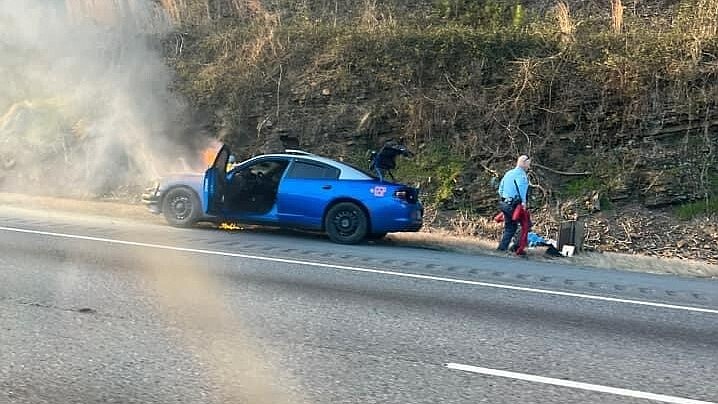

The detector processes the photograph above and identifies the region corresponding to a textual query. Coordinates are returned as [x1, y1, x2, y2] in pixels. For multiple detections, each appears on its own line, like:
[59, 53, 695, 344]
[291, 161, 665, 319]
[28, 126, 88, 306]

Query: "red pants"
[512, 205, 531, 255]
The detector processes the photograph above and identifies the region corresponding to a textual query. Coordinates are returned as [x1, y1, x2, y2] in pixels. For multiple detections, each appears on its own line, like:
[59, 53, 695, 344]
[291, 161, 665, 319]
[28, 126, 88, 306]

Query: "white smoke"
[0, 0, 206, 197]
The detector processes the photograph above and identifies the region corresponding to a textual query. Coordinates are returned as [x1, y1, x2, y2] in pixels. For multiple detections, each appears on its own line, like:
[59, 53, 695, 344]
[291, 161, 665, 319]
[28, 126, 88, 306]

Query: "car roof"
[243, 152, 375, 180]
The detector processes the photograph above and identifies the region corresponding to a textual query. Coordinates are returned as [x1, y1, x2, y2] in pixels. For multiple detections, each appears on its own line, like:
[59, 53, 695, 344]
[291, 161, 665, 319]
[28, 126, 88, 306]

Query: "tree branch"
[534, 162, 592, 176]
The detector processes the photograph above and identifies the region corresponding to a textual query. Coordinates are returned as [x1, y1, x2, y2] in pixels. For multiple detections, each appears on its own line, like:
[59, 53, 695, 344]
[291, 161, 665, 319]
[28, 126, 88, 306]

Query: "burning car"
[142, 145, 423, 244]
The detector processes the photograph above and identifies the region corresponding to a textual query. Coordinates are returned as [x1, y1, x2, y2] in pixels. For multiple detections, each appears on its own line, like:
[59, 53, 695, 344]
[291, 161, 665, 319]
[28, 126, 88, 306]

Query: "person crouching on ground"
[497, 155, 531, 255]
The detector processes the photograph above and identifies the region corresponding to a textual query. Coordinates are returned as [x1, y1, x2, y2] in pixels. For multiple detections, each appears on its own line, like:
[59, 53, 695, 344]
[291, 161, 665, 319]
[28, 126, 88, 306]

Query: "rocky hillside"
[155, 0, 718, 261]
[151, 0, 718, 259]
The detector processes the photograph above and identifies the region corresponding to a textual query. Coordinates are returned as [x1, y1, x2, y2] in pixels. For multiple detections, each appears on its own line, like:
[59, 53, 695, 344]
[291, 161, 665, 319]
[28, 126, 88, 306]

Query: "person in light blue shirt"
[497, 155, 531, 251]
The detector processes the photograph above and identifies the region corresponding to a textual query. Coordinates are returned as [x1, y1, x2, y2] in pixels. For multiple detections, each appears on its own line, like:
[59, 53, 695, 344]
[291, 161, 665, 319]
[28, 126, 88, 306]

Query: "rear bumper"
[385, 217, 423, 232]
[372, 203, 424, 233]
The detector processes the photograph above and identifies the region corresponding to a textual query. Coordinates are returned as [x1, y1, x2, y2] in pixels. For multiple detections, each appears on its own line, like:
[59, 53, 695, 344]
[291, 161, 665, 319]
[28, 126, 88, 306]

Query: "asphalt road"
[1, 205, 717, 404]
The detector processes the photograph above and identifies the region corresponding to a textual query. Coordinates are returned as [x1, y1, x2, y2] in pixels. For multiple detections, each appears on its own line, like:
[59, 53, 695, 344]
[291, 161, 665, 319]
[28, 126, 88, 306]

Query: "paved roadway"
[0, 205, 717, 404]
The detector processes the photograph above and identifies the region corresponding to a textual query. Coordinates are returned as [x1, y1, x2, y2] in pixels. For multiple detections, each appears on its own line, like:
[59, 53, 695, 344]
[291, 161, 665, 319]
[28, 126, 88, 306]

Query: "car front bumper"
[141, 185, 162, 214]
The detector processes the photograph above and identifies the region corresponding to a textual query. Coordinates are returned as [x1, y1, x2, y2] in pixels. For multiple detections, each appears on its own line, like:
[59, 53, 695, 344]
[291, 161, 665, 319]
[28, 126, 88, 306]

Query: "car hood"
[161, 172, 204, 181]
[157, 172, 204, 190]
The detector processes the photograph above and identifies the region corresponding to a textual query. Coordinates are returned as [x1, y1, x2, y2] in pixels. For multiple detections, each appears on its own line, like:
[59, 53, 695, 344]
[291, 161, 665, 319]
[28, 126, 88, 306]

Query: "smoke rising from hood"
[0, 0, 209, 197]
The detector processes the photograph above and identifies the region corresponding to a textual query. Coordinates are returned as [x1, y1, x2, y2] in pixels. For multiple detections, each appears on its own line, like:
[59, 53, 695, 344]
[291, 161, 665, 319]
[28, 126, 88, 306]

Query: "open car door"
[203, 144, 231, 215]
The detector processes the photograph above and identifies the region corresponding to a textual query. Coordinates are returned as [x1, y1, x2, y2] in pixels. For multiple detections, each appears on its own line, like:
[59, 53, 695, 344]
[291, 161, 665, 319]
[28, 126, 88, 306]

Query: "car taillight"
[394, 188, 417, 203]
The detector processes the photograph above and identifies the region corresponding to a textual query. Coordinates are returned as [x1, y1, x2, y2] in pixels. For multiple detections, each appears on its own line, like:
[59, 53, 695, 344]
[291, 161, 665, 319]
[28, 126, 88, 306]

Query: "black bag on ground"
[545, 245, 563, 257]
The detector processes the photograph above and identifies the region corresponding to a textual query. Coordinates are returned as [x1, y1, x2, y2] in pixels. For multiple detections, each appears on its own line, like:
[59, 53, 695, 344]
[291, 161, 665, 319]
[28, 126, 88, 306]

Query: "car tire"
[162, 187, 200, 228]
[366, 232, 387, 241]
[325, 202, 368, 244]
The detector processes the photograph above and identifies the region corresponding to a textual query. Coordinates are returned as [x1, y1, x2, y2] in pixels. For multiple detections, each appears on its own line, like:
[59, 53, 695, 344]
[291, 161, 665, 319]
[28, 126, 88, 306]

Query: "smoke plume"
[0, 0, 208, 197]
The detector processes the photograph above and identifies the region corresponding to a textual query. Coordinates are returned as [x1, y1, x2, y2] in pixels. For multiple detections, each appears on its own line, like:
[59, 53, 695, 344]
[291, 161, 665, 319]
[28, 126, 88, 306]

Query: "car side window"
[287, 161, 340, 180]
[250, 161, 277, 175]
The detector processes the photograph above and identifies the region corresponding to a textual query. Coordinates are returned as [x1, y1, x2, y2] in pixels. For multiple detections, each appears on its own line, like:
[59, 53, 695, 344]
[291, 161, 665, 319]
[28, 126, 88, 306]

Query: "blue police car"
[143, 145, 423, 244]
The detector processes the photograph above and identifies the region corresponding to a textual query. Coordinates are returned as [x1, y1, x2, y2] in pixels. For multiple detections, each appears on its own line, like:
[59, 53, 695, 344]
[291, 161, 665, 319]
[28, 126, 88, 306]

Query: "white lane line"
[1, 225, 717, 315]
[445, 363, 716, 404]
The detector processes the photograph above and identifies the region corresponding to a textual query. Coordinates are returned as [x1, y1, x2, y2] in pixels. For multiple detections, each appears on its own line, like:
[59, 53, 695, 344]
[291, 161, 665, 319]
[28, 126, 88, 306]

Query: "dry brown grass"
[693, 0, 718, 38]
[611, 0, 624, 34]
[359, 0, 396, 33]
[156, 0, 268, 25]
[159, 0, 183, 24]
[646, 0, 718, 70]
[554, 0, 575, 46]
[246, 12, 282, 63]
[447, 210, 484, 237]
[678, 0, 718, 65]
